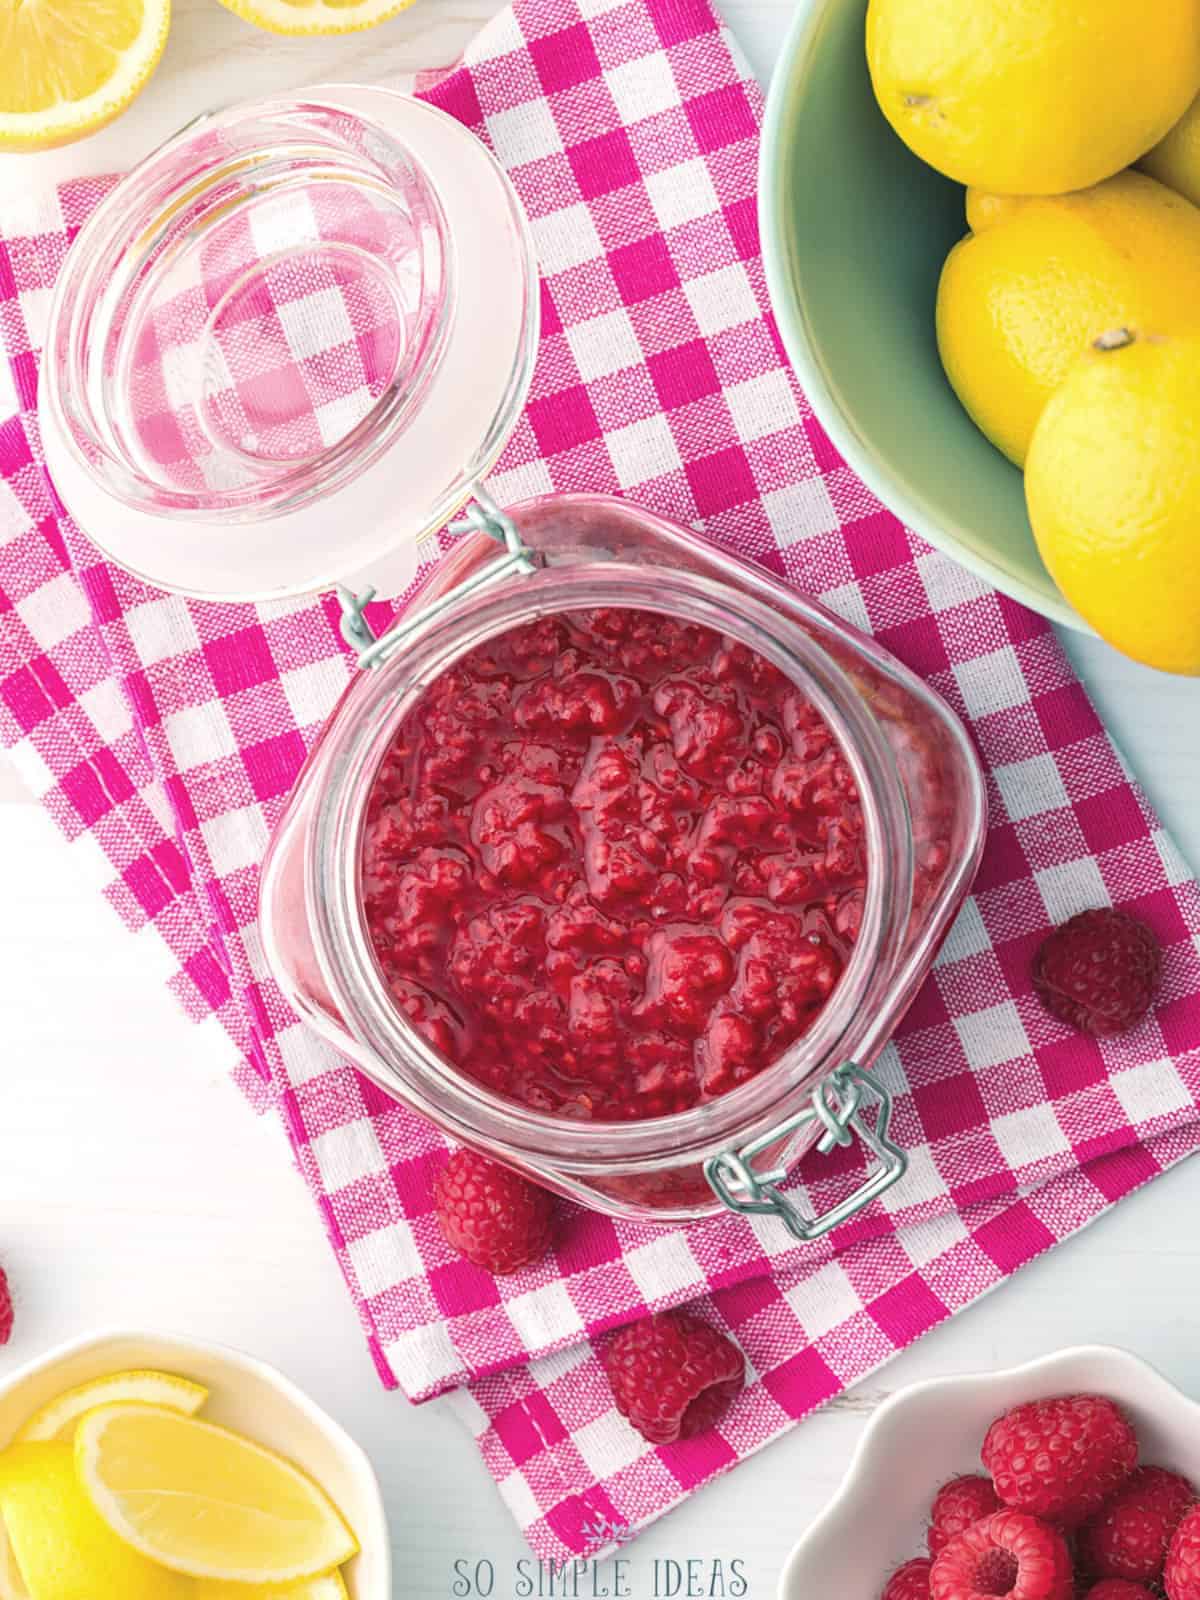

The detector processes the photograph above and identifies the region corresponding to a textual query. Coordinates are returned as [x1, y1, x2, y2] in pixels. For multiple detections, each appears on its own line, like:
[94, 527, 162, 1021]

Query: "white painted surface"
[1, 4, 1199, 1595]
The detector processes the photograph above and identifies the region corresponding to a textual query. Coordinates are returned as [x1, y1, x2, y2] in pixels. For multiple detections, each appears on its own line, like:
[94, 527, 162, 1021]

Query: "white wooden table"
[2, 3, 1200, 1592]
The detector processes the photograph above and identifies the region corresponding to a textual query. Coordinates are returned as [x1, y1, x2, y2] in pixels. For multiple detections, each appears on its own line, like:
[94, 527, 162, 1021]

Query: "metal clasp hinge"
[704, 1063, 907, 1243]
[336, 484, 537, 669]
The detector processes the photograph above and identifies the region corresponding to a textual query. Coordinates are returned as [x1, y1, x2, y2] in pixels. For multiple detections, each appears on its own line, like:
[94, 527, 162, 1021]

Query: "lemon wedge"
[215, 0, 415, 35]
[200, 1575, 351, 1599]
[0, 0, 171, 152]
[0, 1515, 27, 1600]
[15, 1370, 207, 1444]
[0, 1442, 188, 1600]
[75, 1403, 358, 1583]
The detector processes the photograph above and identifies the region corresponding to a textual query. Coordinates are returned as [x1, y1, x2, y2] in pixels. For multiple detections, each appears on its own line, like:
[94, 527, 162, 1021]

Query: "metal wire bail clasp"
[704, 1063, 907, 1243]
[336, 484, 538, 670]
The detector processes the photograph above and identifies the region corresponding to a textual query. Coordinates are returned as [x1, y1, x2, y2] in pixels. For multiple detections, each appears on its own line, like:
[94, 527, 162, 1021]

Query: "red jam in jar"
[360, 607, 869, 1122]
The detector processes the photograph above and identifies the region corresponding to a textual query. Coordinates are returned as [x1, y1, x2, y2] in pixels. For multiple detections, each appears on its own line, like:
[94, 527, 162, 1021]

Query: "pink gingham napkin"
[3, 0, 1200, 1559]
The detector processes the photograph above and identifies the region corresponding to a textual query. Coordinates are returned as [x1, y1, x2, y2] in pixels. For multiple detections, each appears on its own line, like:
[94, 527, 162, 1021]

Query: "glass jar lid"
[40, 85, 540, 602]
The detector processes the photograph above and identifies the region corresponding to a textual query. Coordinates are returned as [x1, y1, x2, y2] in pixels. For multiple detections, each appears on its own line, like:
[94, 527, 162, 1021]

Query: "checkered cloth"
[2, 0, 1200, 1561]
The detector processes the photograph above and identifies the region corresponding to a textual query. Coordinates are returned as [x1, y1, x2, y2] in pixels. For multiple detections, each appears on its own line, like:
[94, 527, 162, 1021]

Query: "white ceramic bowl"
[779, 1345, 1196, 1596]
[0, 1330, 390, 1599]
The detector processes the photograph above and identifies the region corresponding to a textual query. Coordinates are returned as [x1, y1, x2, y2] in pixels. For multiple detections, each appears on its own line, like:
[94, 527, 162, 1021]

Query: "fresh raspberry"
[432, 1149, 553, 1275]
[1079, 1465, 1195, 1583]
[982, 1394, 1138, 1526]
[882, 1558, 933, 1600]
[0, 1268, 10, 1345]
[602, 1311, 744, 1445]
[929, 1476, 1003, 1556]
[1086, 1583, 1159, 1600]
[1165, 1503, 1200, 1600]
[931, 1511, 1073, 1600]
[1033, 909, 1162, 1036]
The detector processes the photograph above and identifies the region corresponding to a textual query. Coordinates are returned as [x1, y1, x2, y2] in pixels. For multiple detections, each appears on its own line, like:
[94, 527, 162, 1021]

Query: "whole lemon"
[1143, 90, 1200, 206]
[1025, 328, 1200, 676]
[866, 0, 1200, 195]
[936, 172, 1200, 465]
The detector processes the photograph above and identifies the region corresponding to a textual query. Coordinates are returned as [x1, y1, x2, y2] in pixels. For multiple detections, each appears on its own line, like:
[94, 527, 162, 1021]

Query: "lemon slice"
[15, 1370, 208, 1443]
[0, 1441, 188, 1600]
[75, 1403, 358, 1583]
[0, 1515, 28, 1600]
[200, 1574, 351, 1599]
[0, 0, 171, 152]
[216, 0, 415, 36]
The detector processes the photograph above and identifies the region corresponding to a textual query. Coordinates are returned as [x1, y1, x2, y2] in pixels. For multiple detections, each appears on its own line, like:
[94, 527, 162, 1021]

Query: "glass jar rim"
[303, 554, 918, 1169]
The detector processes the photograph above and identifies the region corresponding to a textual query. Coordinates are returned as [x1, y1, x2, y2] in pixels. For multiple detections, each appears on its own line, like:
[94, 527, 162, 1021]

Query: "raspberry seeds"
[930, 1510, 1073, 1600]
[432, 1149, 554, 1275]
[929, 1475, 1003, 1556]
[602, 1311, 745, 1445]
[1166, 1504, 1200, 1600]
[1032, 909, 1162, 1037]
[882, 1559, 935, 1600]
[982, 1395, 1138, 1526]
[1079, 1465, 1196, 1583]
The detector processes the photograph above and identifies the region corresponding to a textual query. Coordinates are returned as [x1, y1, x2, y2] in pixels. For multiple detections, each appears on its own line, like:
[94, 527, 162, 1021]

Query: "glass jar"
[260, 493, 986, 1235]
[41, 88, 987, 1240]
[40, 87, 539, 601]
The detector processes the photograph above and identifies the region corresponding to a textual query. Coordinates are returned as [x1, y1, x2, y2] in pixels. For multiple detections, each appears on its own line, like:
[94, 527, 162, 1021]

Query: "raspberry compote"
[360, 607, 868, 1123]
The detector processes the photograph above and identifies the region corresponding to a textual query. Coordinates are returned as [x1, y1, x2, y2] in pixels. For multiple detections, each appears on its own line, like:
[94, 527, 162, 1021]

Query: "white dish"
[778, 1345, 1195, 1597]
[0, 1329, 390, 1599]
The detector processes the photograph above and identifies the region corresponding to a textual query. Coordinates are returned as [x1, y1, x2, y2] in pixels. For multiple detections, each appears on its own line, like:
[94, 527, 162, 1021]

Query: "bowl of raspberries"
[779, 1345, 1200, 1600]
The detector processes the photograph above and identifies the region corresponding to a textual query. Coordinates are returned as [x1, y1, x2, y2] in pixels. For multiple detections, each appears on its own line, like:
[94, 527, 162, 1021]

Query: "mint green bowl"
[759, 0, 1088, 631]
